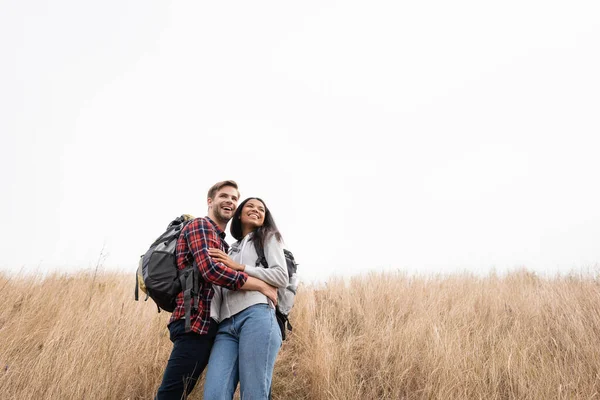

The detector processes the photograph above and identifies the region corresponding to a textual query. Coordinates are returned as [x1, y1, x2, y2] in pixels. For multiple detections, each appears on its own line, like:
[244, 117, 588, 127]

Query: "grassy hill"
[1, 270, 599, 399]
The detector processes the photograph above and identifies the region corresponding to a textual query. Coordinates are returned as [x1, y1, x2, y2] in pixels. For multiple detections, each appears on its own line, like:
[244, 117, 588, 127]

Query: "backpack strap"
[254, 242, 269, 268]
[275, 308, 293, 340]
[179, 265, 199, 333]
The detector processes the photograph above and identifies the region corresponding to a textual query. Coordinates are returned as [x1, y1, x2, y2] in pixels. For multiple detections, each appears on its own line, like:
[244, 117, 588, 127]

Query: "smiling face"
[207, 185, 239, 226]
[239, 199, 266, 232]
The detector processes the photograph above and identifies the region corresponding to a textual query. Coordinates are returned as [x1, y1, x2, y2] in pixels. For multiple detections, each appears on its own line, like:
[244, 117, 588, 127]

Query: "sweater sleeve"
[243, 235, 288, 288]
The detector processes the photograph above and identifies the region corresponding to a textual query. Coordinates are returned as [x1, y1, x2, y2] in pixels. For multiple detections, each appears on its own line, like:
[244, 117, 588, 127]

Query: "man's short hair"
[207, 180, 239, 200]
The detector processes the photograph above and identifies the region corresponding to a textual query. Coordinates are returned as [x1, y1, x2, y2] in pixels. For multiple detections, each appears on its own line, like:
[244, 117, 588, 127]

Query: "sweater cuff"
[243, 264, 257, 276]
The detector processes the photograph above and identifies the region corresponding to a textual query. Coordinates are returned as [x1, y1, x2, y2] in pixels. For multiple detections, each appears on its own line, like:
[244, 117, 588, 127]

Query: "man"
[155, 180, 277, 400]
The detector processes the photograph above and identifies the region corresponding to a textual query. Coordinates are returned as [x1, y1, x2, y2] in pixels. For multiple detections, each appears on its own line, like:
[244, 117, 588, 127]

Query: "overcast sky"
[2, 0, 599, 282]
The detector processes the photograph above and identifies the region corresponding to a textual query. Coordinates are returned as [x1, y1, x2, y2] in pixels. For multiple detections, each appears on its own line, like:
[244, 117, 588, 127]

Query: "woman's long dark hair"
[230, 197, 282, 255]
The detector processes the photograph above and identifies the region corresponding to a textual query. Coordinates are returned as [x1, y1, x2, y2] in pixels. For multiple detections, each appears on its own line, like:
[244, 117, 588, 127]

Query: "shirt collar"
[205, 216, 226, 239]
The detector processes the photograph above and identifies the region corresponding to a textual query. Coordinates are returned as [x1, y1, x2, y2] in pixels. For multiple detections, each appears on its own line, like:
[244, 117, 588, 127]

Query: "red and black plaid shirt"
[169, 217, 248, 334]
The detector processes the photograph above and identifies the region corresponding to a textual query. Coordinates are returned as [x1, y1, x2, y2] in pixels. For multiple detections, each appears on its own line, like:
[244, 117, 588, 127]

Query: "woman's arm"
[243, 235, 288, 288]
[207, 248, 280, 302]
[208, 235, 288, 288]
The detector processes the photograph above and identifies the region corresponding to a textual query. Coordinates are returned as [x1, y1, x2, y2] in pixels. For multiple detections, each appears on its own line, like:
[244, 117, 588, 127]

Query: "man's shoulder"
[184, 217, 218, 233]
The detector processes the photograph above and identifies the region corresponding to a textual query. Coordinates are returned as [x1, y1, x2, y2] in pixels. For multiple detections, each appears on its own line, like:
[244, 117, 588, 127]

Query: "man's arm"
[184, 218, 248, 290]
[205, 246, 279, 303]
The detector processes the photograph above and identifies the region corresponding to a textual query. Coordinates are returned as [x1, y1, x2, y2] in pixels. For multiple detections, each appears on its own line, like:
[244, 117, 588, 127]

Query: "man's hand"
[208, 248, 245, 271]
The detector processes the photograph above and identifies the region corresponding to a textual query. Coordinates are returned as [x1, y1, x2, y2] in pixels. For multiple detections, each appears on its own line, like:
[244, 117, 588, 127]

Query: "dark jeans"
[155, 319, 218, 400]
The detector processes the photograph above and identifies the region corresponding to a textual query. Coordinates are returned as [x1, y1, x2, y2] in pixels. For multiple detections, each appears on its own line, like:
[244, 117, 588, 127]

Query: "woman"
[204, 197, 288, 400]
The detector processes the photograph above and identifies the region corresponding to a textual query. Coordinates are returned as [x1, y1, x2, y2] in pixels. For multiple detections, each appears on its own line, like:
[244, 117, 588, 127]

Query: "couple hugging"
[155, 180, 289, 400]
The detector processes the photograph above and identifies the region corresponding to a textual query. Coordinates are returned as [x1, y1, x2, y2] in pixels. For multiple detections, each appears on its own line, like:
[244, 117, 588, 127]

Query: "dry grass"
[1, 269, 600, 399]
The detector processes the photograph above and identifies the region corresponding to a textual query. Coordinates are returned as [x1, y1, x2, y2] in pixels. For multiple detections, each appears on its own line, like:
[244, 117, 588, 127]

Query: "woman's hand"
[242, 277, 278, 306]
[208, 248, 245, 271]
[260, 282, 278, 306]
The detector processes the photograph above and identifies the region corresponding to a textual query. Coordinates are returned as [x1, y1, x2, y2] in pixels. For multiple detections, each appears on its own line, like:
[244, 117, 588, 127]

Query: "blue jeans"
[203, 304, 282, 400]
[155, 319, 217, 400]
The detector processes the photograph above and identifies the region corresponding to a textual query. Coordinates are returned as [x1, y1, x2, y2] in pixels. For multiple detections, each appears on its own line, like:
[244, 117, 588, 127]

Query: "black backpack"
[256, 248, 299, 340]
[135, 215, 199, 332]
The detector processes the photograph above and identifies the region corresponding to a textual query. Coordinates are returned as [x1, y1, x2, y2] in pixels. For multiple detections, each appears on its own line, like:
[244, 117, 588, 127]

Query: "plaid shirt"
[169, 217, 248, 334]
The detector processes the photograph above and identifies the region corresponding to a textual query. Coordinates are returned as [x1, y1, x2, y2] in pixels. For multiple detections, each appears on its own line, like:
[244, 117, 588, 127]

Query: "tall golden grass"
[1, 269, 600, 399]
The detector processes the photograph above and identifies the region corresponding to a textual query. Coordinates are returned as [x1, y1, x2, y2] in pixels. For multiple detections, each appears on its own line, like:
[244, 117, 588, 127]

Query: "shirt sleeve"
[243, 234, 288, 288]
[184, 218, 248, 290]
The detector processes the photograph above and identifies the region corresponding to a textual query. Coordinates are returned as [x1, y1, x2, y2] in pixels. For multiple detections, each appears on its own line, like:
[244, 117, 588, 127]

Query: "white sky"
[2, 0, 599, 282]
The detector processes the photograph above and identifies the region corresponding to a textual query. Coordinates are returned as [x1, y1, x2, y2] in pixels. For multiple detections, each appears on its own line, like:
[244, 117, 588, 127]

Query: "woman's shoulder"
[234, 232, 254, 244]
[229, 239, 243, 253]
[263, 232, 284, 249]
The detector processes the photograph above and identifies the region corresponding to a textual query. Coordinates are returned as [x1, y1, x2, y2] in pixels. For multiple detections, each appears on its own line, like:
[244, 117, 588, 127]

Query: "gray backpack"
[135, 215, 199, 332]
[256, 248, 299, 340]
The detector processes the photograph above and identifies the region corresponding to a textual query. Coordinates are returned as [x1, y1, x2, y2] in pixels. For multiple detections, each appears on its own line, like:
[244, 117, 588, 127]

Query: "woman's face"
[240, 199, 266, 231]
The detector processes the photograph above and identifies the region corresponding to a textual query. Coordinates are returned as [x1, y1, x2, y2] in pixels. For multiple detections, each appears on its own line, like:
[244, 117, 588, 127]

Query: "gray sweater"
[211, 232, 288, 322]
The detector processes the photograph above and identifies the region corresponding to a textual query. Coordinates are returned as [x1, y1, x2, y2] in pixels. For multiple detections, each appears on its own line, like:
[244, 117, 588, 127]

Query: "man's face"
[208, 186, 239, 223]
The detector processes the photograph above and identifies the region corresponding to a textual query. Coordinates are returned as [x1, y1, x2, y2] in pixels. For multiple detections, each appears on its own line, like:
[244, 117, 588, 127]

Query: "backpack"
[135, 214, 199, 331]
[256, 247, 299, 340]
